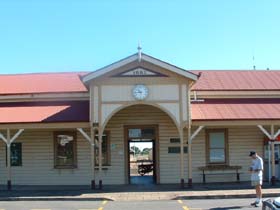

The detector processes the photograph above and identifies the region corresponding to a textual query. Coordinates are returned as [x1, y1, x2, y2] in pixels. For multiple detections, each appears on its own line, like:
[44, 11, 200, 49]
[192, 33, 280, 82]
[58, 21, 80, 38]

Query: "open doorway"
[126, 126, 158, 185]
[129, 141, 154, 184]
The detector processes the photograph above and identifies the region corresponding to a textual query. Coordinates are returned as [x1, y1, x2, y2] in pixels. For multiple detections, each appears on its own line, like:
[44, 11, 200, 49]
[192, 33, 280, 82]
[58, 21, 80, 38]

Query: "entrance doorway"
[125, 125, 158, 184]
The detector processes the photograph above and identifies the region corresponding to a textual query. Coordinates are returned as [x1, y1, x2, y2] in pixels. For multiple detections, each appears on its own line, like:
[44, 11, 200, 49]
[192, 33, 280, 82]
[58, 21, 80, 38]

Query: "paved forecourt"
[0, 198, 267, 210]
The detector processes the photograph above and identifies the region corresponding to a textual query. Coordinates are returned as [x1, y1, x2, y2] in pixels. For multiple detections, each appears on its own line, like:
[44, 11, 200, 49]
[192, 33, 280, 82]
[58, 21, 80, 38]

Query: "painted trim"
[0, 122, 90, 129]
[53, 131, 77, 169]
[101, 102, 181, 133]
[124, 125, 160, 184]
[82, 53, 198, 83]
[205, 128, 229, 166]
[111, 66, 168, 77]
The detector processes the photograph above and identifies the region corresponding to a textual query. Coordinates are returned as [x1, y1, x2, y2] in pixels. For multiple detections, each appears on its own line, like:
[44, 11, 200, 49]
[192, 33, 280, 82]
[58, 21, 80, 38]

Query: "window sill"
[54, 166, 77, 169]
[94, 166, 110, 170]
[207, 163, 228, 166]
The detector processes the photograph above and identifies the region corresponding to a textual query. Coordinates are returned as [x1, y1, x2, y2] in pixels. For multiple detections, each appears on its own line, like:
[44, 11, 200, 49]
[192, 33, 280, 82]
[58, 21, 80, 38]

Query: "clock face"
[132, 85, 149, 100]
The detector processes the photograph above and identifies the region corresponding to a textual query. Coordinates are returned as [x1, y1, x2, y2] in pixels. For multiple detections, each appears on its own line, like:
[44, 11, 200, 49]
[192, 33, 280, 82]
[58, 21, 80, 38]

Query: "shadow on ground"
[0, 181, 278, 200]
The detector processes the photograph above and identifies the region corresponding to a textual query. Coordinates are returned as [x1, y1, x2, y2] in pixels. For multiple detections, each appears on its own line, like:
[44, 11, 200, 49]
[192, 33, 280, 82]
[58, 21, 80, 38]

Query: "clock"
[132, 85, 149, 100]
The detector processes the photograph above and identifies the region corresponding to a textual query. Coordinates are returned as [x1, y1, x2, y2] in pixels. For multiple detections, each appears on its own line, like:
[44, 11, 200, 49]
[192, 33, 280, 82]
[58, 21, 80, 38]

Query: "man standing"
[249, 151, 264, 207]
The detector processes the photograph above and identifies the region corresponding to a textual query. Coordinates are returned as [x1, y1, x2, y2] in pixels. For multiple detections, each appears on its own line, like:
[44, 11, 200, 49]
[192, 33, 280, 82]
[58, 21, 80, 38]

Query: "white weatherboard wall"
[191, 126, 264, 183]
[0, 125, 264, 185]
[99, 84, 182, 129]
[0, 130, 91, 185]
[101, 85, 179, 102]
[105, 104, 187, 184]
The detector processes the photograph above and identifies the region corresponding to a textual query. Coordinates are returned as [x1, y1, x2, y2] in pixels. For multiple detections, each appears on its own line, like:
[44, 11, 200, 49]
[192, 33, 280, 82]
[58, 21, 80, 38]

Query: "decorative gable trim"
[112, 67, 168, 77]
[82, 53, 198, 83]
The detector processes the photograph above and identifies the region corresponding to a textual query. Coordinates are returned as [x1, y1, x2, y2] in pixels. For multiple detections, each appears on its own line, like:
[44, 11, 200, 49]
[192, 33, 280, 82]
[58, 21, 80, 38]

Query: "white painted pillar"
[90, 128, 96, 189]
[257, 124, 278, 185]
[188, 125, 204, 187]
[98, 127, 103, 189]
[179, 127, 184, 188]
[77, 127, 96, 189]
[268, 141, 271, 184]
[187, 124, 192, 187]
[271, 125, 276, 184]
[6, 129, 11, 190]
[0, 128, 24, 190]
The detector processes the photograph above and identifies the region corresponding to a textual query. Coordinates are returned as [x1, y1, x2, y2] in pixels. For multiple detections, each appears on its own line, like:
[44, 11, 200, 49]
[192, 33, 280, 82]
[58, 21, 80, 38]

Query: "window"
[95, 131, 110, 166]
[168, 146, 188, 154]
[128, 128, 155, 139]
[206, 129, 228, 165]
[54, 131, 77, 168]
[170, 138, 180, 143]
[6, 143, 22, 166]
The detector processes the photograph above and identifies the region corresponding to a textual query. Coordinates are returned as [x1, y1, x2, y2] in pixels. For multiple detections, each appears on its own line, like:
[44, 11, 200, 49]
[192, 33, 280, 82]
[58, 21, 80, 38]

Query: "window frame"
[6, 142, 22, 167]
[206, 129, 228, 165]
[53, 131, 77, 169]
[94, 130, 111, 166]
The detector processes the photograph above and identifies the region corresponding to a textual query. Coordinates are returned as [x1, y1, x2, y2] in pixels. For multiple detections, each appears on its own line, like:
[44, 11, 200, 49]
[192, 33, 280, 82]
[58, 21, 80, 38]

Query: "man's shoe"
[250, 201, 257, 206]
[255, 202, 261, 207]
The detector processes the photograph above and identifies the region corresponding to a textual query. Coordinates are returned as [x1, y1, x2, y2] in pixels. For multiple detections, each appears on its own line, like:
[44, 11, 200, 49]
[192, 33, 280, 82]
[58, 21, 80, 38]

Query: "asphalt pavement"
[0, 198, 269, 210]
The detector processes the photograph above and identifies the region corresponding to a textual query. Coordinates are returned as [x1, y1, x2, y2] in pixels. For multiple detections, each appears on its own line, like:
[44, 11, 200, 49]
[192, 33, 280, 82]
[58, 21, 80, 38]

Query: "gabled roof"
[0, 72, 88, 95]
[1, 69, 280, 96]
[82, 53, 199, 83]
[192, 70, 280, 91]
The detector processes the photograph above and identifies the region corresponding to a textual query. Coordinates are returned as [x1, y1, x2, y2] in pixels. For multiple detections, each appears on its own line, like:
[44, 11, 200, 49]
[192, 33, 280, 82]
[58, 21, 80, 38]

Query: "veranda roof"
[1, 99, 280, 124]
[0, 101, 89, 124]
[192, 99, 280, 121]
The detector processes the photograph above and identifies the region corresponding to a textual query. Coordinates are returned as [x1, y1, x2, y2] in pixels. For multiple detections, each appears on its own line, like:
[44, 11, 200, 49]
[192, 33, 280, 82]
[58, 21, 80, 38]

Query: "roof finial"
[137, 42, 142, 62]
[252, 55, 256, 70]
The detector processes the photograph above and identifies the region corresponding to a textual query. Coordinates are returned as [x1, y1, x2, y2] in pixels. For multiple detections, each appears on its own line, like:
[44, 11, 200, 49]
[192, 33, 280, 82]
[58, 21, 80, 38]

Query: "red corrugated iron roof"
[2, 99, 280, 124]
[192, 70, 280, 91]
[0, 101, 89, 124]
[0, 72, 88, 95]
[192, 99, 280, 121]
[1, 70, 280, 95]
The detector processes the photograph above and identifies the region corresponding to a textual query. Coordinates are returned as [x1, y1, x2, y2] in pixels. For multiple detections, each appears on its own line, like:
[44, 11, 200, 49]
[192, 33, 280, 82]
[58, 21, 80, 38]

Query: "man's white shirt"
[251, 155, 264, 181]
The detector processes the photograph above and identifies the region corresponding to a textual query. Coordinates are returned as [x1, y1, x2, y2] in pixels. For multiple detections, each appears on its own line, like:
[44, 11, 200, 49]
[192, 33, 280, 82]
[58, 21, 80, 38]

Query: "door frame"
[124, 125, 160, 184]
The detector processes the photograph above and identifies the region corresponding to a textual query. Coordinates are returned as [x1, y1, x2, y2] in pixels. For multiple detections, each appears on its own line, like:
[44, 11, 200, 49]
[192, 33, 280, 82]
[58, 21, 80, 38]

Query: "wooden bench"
[198, 165, 242, 184]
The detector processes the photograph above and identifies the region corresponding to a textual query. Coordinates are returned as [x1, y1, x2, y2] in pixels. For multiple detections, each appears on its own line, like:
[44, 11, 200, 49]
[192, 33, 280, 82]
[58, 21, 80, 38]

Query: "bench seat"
[198, 165, 242, 184]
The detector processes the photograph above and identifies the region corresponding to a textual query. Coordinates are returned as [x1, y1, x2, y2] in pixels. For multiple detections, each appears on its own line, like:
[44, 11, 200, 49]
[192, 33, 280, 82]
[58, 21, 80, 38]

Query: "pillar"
[6, 129, 11, 190]
[90, 128, 96, 189]
[271, 125, 276, 185]
[187, 125, 192, 187]
[98, 127, 103, 189]
[179, 128, 184, 188]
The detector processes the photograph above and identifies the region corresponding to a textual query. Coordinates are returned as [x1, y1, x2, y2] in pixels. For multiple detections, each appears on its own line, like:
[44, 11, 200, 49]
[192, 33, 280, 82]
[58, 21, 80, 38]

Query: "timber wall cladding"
[0, 126, 264, 185]
[0, 130, 91, 185]
[191, 126, 264, 183]
[105, 104, 187, 184]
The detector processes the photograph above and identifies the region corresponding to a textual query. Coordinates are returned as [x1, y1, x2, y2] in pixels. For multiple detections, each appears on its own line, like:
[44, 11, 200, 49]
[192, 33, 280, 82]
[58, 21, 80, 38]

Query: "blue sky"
[0, 0, 279, 74]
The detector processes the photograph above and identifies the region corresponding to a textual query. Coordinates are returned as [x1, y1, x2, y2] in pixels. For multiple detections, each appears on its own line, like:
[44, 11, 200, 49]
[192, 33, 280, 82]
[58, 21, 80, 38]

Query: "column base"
[180, 179, 185, 189]
[99, 180, 103, 190]
[271, 176, 276, 186]
[91, 180, 95, 190]
[188, 178, 193, 188]
[7, 180, 11, 191]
